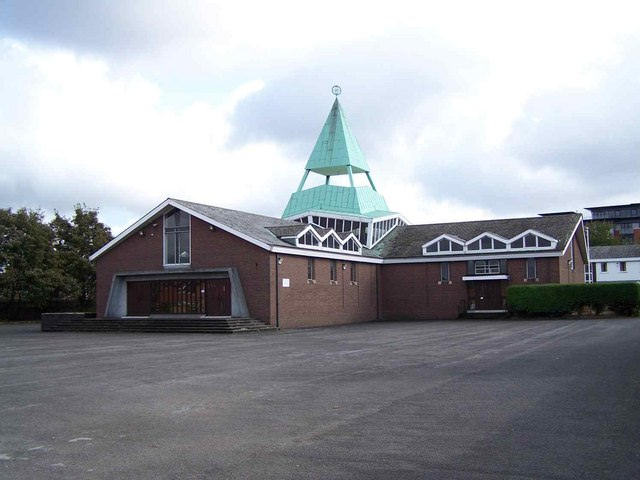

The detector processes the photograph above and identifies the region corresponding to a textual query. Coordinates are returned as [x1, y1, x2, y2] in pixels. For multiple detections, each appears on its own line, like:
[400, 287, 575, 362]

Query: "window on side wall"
[164, 210, 190, 265]
[330, 260, 337, 282]
[526, 258, 536, 280]
[440, 262, 450, 282]
[620, 261, 627, 272]
[350, 262, 357, 283]
[307, 258, 315, 281]
[601, 262, 608, 272]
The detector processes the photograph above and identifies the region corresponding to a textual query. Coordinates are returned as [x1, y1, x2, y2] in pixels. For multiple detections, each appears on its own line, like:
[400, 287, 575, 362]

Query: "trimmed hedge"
[506, 282, 640, 317]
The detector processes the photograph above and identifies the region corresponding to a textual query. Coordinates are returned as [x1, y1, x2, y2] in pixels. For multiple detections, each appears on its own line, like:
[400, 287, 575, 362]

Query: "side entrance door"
[475, 281, 503, 310]
[206, 278, 231, 316]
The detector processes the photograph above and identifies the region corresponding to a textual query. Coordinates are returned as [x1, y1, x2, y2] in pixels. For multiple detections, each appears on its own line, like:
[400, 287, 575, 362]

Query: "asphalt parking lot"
[1, 318, 639, 479]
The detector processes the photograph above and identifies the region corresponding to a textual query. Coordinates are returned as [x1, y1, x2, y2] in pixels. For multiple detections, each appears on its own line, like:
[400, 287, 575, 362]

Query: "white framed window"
[164, 210, 190, 265]
[475, 260, 500, 275]
[601, 262, 608, 272]
[620, 261, 627, 272]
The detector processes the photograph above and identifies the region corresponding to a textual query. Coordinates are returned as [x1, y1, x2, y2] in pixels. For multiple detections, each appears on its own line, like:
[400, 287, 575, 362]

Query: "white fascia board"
[297, 225, 362, 248]
[271, 246, 382, 263]
[421, 233, 465, 249]
[384, 251, 561, 264]
[589, 257, 640, 263]
[89, 198, 274, 261]
[462, 274, 510, 281]
[466, 231, 510, 245]
[560, 219, 582, 256]
[511, 229, 558, 244]
[89, 198, 174, 261]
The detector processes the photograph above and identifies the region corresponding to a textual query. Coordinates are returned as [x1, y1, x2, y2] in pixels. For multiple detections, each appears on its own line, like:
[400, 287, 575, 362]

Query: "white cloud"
[0, 40, 299, 233]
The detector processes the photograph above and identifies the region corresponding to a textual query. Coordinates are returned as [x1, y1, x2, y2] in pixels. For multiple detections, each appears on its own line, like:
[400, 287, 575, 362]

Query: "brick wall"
[270, 254, 379, 329]
[507, 257, 559, 285]
[95, 215, 272, 320]
[558, 232, 586, 284]
[381, 262, 468, 320]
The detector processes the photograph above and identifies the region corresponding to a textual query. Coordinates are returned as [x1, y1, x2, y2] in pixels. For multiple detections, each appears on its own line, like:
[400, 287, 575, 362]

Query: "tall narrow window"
[164, 210, 190, 265]
[440, 262, 450, 282]
[526, 258, 536, 280]
[601, 262, 608, 272]
[307, 258, 315, 281]
[350, 263, 357, 283]
[620, 261, 627, 272]
[330, 260, 337, 282]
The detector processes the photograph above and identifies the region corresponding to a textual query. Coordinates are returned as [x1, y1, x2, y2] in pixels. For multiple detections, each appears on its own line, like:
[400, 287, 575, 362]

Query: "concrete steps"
[41, 313, 276, 334]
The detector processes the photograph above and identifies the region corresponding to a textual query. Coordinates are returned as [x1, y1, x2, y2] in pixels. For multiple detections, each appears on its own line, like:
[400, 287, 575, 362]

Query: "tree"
[588, 221, 622, 246]
[0, 208, 61, 313]
[50, 204, 112, 307]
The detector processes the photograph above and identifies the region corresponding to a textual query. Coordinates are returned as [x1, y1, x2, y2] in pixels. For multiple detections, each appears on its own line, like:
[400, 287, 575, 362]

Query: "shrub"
[506, 282, 640, 317]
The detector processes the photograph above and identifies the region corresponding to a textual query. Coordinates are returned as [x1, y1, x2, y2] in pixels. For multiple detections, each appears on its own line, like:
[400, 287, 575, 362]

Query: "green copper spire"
[304, 98, 370, 176]
[283, 87, 396, 222]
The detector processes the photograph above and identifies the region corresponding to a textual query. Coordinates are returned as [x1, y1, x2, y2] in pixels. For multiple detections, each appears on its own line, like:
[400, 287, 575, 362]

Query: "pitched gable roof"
[590, 244, 640, 260]
[373, 213, 583, 258]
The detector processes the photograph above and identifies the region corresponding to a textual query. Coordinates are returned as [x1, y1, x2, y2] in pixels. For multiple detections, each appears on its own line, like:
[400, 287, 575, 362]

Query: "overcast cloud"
[1, 1, 639, 233]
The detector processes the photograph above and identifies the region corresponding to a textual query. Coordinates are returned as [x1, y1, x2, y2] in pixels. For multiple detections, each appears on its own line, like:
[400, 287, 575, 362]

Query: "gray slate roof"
[589, 245, 640, 260]
[172, 199, 300, 248]
[373, 213, 582, 258]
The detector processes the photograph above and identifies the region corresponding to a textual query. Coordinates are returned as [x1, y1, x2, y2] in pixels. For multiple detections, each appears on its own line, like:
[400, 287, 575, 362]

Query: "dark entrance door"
[475, 281, 503, 310]
[206, 278, 231, 316]
[127, 281, 152, 316]
[150, 280, 206, 315]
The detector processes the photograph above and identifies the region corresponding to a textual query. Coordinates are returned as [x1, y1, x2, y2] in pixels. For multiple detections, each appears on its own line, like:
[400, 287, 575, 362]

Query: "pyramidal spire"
[304, 96, 370, 176]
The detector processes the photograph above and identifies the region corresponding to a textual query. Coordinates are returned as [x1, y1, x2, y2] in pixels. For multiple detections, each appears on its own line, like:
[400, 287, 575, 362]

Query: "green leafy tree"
[50, 204, 112, 307]
[0, 208, 61, 312]
[588, 221, 622, 246]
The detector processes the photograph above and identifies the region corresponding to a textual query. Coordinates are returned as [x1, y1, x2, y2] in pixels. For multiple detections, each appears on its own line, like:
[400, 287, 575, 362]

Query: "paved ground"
[1, 319, 639, 479]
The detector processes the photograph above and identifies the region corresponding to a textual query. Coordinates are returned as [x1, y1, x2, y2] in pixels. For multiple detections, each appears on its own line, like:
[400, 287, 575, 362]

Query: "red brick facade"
[95, 211, 588, 327]
[96, 215, 272, 321]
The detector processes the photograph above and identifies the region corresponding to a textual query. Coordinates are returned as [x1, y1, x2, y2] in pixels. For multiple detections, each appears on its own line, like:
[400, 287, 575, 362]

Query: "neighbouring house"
[589, 245, 640, 283]
[89, 92, 588, 329]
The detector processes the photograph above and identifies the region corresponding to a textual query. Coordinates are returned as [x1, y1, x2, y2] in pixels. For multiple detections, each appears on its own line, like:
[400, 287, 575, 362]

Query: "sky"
[1, 0, 639, 234]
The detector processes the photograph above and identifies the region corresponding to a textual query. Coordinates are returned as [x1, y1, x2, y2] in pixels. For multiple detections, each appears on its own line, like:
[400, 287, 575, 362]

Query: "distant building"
[585, 203, 640, 243]
[589, 245, 640, 283]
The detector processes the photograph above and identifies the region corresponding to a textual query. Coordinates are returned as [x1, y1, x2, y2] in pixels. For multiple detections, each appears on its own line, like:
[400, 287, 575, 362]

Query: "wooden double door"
[473, 281, 504, 310]
[127, 278, 231, 317]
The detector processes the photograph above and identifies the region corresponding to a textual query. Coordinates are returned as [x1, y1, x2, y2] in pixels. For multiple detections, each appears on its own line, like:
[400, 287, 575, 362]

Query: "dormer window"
[322, 235, 339, 249]
[510, 231, 556, 250]
[164, 210, 190, 265]
[299, 231, 319, 246]
[468, 235, 507, 251]
[423, 235, 464, 254]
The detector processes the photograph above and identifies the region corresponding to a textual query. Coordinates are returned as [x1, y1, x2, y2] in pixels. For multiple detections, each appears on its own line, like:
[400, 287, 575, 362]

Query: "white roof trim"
[272, 246, 381, 263]
[466, 231, 510, 245]
[560, 219, 583, 256]
[385, 251, 561, 264]
[421, 233, 466, 249]
[510, 229, 558, 244]
[589, 257, 640, 262]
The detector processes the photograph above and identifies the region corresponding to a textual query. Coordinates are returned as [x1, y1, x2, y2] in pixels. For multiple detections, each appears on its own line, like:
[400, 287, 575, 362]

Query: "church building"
[88, 90, 587, 330]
